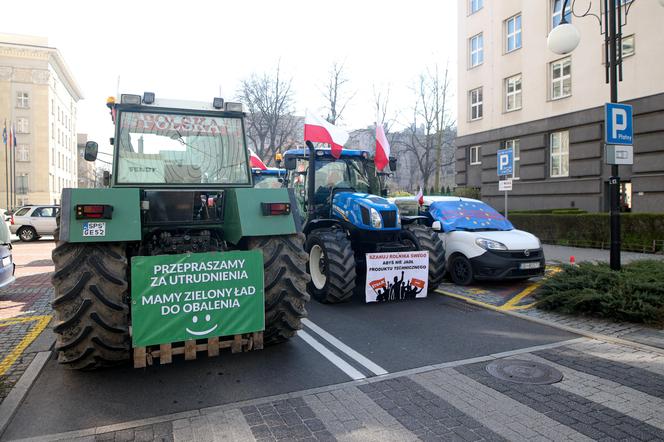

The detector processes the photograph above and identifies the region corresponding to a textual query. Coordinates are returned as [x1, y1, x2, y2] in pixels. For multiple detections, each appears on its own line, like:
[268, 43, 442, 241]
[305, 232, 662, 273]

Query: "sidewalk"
[542, 244, 664, 264]
[16, 338, 664, 442]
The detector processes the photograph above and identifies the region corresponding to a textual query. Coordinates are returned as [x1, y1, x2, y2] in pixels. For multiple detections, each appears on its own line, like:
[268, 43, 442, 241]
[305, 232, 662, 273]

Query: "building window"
[505, 74, 522, 112]
[505, 139, 520, 179]
[622, 34, 635, 58]
[470, 0, 483, 14]
[552, 0, 572, 28]
[17, 144, 29, 162]
[16, 174, 29, 194]
[469, 87, 483, 120]
[505, 14, 522, 52]
[17, 117, 29, 134]
[469, 33, 484, 68]
[551, 57, 571, 99]
[470, 146, 481, 165]
[16, 92, 29, 108]
[550, 131, 569, 177]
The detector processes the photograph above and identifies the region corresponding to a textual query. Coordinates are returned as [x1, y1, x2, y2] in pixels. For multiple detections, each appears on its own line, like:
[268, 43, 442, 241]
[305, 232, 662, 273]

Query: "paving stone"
[456, 361, 664, 441]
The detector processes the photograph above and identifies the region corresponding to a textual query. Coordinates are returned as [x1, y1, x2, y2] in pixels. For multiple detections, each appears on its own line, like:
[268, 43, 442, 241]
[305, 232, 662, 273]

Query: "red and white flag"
[304, 110, 348, 159]
[375, 125, 390, 171]
[248, 148, 267, 170]
[415, 186, 424, 206]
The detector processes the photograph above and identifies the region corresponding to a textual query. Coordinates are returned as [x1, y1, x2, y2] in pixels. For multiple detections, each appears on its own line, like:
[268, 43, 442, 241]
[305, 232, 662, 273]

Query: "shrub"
[536, 261, 664, 325]
[453, 186, 481, 200]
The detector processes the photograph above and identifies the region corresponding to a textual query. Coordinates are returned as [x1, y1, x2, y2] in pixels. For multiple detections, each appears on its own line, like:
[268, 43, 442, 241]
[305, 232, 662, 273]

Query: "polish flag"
[375, 125, 390, 171]
[248, 148, 267, 170]
[304, 110, 348, 158]
[415, 187, 424, 206]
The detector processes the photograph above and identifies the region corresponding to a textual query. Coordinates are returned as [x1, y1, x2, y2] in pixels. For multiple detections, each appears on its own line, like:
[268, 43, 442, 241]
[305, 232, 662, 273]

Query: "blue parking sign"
[497, 149, 513, 176]
[605, 103, 633, 145]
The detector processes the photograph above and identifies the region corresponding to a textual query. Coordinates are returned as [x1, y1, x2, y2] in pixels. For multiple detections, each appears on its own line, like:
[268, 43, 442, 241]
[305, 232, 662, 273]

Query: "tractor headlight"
[370, 208, 382, 229]
[475, 238, 508, 251]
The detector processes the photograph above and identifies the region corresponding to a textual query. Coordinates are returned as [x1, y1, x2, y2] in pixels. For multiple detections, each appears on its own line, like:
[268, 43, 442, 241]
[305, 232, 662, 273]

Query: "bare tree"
[396, 64, 456, 192]
[431, 63, 455, 192]
[323, 61, 355, 125]
[237, 62, 298, 164]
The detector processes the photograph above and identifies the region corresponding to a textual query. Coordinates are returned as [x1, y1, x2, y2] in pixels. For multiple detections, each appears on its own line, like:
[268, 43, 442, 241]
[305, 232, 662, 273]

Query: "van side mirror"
[284, 157, 297, 170]
[84, 141, 98, 162]
[389, 157, 397, 172]
[102, 170, 111, 187]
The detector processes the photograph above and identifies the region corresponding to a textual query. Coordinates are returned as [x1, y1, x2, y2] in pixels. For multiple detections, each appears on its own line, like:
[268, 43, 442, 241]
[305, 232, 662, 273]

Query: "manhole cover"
[485, 359, 563, 384]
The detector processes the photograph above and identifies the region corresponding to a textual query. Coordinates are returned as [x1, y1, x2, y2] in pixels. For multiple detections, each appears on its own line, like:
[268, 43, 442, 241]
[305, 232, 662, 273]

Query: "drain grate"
[485, 359, 563, 385]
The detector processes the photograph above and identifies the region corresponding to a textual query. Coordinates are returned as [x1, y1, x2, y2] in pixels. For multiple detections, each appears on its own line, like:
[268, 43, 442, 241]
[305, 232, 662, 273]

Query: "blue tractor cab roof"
[283, 148, 370, 160]
[252, 168, 286, 175]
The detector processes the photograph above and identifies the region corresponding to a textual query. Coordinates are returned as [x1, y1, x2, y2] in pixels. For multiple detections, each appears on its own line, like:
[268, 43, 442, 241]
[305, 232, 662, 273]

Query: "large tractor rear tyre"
[248, 234, 310, 345]
[402, 224, 446, 291]
[305, 229, 356, 304]
[51, 241, 130, 370]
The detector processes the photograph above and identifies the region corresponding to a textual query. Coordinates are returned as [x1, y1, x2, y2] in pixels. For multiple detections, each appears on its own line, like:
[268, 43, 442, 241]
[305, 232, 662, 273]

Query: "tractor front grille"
[381, 210, 397, 228]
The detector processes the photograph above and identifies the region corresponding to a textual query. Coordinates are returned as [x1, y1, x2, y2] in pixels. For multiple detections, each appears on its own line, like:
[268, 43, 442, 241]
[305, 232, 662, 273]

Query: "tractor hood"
[332, 192, 400, 231]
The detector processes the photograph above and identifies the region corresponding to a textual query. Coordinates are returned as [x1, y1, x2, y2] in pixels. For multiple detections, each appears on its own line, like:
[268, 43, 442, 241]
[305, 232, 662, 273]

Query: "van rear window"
[15, 208, 30, 216]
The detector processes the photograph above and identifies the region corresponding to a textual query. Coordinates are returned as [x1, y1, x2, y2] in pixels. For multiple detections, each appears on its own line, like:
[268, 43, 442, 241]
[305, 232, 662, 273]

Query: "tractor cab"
[252, 168, 286, 189]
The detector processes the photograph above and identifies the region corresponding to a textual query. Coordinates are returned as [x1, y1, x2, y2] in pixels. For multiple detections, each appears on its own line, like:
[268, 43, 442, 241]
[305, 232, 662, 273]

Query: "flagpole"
[8, 127, 13, 210]
[3, 120, 7, 210]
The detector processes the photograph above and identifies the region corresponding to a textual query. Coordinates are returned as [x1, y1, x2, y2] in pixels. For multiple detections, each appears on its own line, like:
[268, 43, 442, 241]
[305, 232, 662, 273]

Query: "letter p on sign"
[605, 103, 633, 145]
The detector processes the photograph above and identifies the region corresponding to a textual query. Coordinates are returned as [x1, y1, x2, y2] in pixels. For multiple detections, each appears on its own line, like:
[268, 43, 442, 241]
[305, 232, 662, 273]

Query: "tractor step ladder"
[133, 332, 264, 368]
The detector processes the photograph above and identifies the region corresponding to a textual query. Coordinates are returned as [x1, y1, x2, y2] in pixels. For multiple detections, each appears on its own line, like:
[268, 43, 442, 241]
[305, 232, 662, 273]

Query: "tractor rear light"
[142, 92, 155, 104]
[261, 202, 291, 216]
[76, 204, 114, 220]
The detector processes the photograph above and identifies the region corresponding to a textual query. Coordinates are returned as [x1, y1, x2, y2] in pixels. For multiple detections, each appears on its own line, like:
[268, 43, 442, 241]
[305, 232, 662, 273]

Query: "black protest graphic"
[372, 271, 424, 302]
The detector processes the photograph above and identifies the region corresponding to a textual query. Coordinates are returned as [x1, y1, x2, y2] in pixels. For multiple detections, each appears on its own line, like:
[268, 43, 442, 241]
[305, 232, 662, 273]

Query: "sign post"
[604, 102, 633, 271]
[497, 149, 514, 219]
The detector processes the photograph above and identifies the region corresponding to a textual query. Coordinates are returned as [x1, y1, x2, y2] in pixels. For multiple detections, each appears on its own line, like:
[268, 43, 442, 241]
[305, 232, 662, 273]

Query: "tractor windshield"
[115, 111, 250, 185]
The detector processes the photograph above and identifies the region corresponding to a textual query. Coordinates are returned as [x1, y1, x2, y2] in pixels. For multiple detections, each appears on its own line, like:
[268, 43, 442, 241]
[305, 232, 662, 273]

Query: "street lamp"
[547, 0, 663, 271]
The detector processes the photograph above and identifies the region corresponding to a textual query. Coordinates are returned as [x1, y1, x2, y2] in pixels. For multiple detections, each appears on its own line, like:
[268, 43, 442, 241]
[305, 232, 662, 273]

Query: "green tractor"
[282, 143, 445, 304]
[52, 93, 310, 369]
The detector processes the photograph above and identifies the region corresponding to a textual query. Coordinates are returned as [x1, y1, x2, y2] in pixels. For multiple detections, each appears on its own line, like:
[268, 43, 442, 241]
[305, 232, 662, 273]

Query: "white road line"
[297, 330, 366, 380]
[302, 318, 389, 376]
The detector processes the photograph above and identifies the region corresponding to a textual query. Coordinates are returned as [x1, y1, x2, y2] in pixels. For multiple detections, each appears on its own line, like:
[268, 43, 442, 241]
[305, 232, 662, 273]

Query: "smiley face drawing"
[186, 314, 218, 336]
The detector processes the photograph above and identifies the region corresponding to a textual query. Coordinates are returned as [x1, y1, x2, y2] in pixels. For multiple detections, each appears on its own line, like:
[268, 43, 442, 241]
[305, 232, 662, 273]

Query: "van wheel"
[450, 255, 474, 286]
[18, 226, 38, 242]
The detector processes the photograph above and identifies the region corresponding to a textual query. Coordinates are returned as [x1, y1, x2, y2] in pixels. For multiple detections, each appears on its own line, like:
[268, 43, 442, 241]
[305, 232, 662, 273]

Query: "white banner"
[365, 251, 429, 303]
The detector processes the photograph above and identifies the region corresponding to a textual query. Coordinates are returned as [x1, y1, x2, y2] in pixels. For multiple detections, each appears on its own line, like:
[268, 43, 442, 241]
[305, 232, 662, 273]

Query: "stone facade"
[0, 33, 83, 207]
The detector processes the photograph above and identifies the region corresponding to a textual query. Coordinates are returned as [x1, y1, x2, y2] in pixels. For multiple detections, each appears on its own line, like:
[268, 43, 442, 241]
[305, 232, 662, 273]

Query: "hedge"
[508, 213, 664, 253]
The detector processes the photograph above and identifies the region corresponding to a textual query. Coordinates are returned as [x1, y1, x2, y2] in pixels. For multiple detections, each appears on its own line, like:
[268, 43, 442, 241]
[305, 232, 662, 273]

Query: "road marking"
[0, 316, 51, 376]
[302, 318, 388, 376]
[297, 330, 366, 380]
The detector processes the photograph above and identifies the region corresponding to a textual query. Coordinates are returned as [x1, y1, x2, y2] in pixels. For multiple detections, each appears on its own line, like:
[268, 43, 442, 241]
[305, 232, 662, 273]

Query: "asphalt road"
[3, 292, 576, 440]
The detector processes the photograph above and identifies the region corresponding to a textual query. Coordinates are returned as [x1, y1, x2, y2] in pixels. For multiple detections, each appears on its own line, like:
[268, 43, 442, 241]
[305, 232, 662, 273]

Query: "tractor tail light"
[76, 204, 113, 220]
[261, 202, 291, 216]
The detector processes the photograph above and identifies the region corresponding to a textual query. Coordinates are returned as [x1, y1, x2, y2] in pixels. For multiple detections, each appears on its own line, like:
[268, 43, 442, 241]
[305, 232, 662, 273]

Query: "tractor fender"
[400, 215, 430, 225]
[303, 218, 343, 236]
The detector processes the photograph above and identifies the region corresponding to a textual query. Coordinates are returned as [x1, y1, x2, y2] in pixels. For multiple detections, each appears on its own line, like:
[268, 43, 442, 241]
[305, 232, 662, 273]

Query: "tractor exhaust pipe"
[306, 140, 316, 218]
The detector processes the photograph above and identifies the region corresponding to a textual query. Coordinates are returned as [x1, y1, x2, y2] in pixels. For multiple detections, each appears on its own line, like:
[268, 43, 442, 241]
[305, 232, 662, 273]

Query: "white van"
[395, 196, 545, 285]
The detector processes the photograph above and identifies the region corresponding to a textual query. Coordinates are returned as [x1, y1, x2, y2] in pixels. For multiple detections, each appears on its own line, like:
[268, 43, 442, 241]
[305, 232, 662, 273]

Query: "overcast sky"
[5, 0, 457, 155]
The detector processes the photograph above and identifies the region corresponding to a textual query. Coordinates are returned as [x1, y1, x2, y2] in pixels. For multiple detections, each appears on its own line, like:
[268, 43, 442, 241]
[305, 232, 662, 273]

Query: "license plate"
[2, 256, 10, 267]
[520, 262, 540, 270]
[83, 222, 106, 237]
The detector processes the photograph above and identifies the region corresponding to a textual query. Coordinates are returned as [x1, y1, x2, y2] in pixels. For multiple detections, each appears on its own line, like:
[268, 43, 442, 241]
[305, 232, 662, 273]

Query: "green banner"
[130, 250, 264, 347]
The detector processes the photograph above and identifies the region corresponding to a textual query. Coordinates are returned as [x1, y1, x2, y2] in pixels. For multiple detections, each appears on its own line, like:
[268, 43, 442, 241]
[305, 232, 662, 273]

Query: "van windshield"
[116, 111, 250, 185]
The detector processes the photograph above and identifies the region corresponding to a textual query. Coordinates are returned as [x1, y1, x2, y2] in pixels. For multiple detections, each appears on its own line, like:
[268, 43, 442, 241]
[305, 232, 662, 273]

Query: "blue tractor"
[252, 168, 287, 189]
[282, 142, 445, 304]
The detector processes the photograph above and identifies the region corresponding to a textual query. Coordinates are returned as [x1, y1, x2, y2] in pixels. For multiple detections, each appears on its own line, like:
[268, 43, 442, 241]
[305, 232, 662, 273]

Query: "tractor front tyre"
[248, 234, 310, 345]
[403, 224, 446, 291]
[305, 229, 356, 304]
[51, 242, 130, 370]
